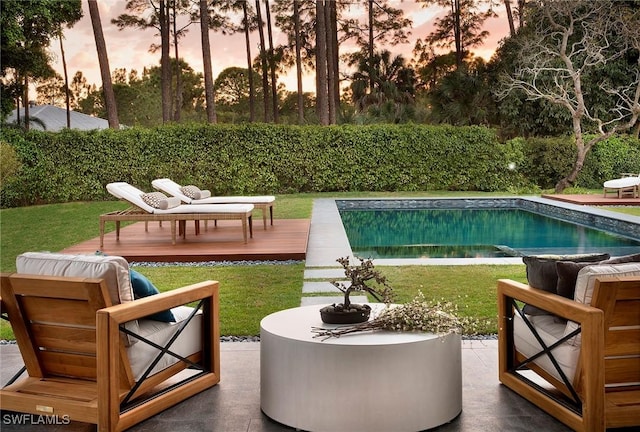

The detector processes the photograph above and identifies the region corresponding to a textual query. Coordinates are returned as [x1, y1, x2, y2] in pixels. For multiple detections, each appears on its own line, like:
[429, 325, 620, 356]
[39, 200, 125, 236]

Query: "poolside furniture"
[497, 261, 640, 431]
[152, 178, 275, 229]
[102, 182, 253, 246]
[260, 304, 462, 431]
[603, 173, 640, 198]
[0, 252, 220, 432]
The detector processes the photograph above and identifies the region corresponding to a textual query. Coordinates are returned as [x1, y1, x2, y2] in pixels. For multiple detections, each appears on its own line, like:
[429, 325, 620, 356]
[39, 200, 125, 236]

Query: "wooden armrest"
[99, 280, 219, 324]
[497, 279, 601, 324]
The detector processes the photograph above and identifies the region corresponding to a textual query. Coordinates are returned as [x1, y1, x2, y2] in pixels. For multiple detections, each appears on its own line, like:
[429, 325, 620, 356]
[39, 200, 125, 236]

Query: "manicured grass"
[602, 206, 640, 217]
[0, 190, 635, 338]
[136, 264, 305, 336]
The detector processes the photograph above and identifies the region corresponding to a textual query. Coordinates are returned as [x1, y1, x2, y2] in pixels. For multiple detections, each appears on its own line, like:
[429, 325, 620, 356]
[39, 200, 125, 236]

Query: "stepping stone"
[303, 268, 345, 279]
[302, 281, 348, 294]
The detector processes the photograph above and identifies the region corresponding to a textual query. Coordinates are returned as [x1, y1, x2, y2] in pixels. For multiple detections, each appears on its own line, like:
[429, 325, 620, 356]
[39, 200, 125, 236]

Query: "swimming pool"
[337, 198, 640, 259]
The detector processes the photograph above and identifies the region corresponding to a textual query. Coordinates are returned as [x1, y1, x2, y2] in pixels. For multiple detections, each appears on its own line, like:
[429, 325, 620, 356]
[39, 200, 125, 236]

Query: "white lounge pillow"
[180, 185, 203, 199]
[140, 191, 181, 210]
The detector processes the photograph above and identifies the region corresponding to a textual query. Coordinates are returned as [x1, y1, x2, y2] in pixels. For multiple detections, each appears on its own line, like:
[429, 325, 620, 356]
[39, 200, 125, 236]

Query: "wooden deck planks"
[62, 219, 310, 263]
[542, 194, 640, 206]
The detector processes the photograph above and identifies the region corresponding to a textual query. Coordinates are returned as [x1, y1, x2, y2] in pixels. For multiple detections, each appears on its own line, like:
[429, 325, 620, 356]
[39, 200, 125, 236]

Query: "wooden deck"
[542, 194, 640, 206]
[63, 219, 310, 263]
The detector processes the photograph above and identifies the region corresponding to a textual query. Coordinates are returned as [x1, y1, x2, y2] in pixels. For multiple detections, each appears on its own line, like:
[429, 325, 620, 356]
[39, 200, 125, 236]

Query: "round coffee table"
[260, 304, 462, 432]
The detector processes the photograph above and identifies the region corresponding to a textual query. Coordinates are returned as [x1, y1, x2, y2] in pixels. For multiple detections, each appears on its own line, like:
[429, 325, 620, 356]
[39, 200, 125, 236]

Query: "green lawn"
[1, 190, 637, 339]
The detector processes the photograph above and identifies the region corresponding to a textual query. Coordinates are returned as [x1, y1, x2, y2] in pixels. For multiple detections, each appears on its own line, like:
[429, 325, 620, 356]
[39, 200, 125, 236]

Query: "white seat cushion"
[514, 314, 580, 384]
[127, 306, 203, 380]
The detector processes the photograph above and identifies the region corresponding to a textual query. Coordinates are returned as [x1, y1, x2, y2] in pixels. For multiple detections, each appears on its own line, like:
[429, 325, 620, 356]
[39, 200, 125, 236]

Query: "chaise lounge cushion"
[152, 178, 275, 205]
[603, 174, 640, 189]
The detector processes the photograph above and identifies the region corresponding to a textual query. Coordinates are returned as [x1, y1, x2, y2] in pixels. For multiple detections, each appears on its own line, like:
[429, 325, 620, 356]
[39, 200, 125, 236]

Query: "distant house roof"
[5, 104, 110, 132]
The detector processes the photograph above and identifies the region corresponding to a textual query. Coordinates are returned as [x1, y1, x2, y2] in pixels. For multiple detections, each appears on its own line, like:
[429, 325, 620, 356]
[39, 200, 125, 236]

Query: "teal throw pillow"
[130, 269, 176, 322]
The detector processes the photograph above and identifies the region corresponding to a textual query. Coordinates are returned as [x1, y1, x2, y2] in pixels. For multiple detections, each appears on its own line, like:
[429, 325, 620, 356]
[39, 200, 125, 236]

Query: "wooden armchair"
[0, 253, 220, 432]
[498, 274, 640, 431]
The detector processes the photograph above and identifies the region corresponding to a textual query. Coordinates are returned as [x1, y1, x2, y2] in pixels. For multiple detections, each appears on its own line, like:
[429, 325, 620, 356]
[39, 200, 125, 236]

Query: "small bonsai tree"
[330, 256, 395, 310]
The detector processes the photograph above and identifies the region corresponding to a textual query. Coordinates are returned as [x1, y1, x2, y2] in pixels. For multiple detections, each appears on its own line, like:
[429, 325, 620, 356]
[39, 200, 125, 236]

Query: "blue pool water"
[339, 207, 640, 259]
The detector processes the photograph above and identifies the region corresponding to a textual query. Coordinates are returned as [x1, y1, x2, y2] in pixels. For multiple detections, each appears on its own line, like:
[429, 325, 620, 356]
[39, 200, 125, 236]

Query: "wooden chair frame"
[1, 273, 220, 432]
[498, 276, 640, 432]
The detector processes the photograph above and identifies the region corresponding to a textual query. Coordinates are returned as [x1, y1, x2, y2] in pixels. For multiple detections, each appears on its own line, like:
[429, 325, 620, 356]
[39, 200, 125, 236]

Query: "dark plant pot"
[320, 304, 371, 324]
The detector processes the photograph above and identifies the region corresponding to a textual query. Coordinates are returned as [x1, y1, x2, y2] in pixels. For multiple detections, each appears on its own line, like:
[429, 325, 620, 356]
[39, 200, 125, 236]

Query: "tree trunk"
[199, 0, 216, 123]
[504, 0, 516, 37]
[293, 0, 304, 124]
[255, 0, 270, 122]
[315, 0, 329, 125]
[454, 0, 463, 69]
[518, 0, 526, 29]
[87, 0, 119, 129]
[160, 1, 172, 123]
[172, 4, 182, 122]
[368, 0, 374, 92]
[325, 0, 336, 124]
[243, 1, 256, 122]
[265, 0, 279, 123]
[23, 75, 29, 131]
[59, 30, 71, 128]
[329, 0, 340, 123]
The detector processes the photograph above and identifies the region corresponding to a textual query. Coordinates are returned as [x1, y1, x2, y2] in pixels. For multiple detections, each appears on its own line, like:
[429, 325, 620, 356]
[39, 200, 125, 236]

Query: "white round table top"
[260, 303, 443, 346]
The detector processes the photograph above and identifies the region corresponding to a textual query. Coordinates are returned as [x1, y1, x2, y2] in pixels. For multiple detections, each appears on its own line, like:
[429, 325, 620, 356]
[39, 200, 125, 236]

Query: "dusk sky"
[50, 1, 510, 92]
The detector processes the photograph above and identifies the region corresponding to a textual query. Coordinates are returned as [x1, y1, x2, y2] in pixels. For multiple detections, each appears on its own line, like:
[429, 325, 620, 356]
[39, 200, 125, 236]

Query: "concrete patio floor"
[1, 340, 581, 432]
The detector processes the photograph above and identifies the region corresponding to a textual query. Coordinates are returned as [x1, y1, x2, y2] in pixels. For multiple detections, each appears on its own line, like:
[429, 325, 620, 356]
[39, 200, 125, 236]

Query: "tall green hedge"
[0, 124, 521, 207]
[511, 135, 640, 189]
[1, 124, 637, 208]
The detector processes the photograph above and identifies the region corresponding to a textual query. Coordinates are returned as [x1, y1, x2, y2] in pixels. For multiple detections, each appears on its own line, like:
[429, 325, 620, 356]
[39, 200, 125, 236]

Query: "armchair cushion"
[555, 253, 640, 300]
[127, 306, 203, 380]
[16, 252, 134, 304]
[15, 252, 140, 345]
[513, 313, 580, 383]
[563, 262, 640, 346]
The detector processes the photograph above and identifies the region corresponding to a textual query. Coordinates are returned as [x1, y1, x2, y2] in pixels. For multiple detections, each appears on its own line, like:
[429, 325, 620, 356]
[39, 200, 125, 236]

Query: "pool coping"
[305, 196, 640, 267]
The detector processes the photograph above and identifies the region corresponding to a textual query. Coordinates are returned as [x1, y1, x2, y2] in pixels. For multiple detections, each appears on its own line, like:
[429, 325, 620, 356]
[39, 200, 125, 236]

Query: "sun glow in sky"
[49, 1, 509, 93]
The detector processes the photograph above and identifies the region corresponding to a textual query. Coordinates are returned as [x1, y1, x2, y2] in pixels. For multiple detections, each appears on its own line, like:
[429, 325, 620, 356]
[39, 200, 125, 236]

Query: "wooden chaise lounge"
[152, 178, 276, 229]
[101, 182, 253, 246]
